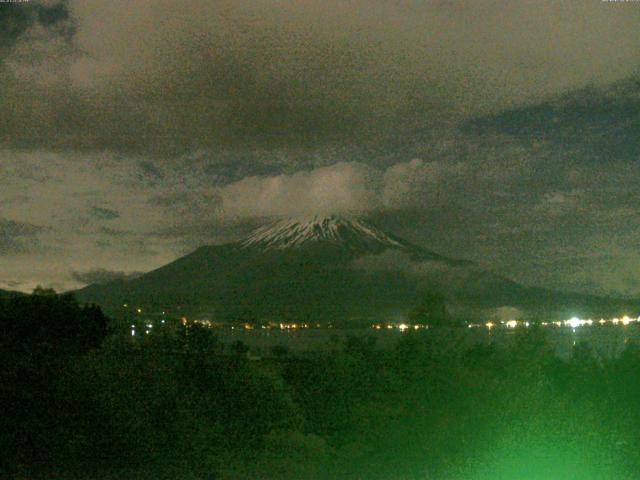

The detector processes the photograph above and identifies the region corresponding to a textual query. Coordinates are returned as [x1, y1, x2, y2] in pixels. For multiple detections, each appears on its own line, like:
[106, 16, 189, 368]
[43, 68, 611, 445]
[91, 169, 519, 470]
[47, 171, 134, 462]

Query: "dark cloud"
[151, 192, 190, 208]
[98, 226, 129, 237]
[0, 218, 44, 255]
[0, 1, 70, 47]
[0, 218, 43, 236]
[91, 207, 120, 220]
[463, 78, 640, 163]
[1, 1, 639, 155]
[137, 161, 164, 182]
[71, 268, 143, 286]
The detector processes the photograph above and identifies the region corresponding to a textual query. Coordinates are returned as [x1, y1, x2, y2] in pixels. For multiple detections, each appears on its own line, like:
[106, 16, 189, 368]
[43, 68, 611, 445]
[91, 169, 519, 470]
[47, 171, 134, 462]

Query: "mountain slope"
[76, 215, 638, 322]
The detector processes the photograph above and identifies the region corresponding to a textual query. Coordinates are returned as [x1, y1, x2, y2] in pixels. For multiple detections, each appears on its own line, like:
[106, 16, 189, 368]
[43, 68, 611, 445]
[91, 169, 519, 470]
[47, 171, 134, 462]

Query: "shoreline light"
[565, 317, 584, 329]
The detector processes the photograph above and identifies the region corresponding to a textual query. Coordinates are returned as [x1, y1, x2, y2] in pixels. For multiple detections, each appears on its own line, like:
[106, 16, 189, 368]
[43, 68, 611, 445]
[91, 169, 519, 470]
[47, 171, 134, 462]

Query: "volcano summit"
[240, 215, 403, 252]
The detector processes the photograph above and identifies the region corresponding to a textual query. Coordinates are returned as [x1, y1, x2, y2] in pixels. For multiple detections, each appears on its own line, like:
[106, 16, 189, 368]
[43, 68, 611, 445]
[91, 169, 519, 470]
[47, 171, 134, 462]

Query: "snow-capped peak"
[239, 214, 403, 251]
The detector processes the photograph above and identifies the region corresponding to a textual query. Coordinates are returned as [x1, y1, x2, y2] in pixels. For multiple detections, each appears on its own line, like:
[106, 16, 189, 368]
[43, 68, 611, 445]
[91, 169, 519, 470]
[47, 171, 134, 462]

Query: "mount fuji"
[76, 214, 637, 323]
[239, 215, 403, 251]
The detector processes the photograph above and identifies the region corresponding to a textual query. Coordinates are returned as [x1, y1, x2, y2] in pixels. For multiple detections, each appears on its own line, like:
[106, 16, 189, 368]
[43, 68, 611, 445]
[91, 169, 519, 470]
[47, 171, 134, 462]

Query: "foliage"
[408, 292, 449, 326]
[0, 290, 109, 474]
[0, 288, 108, 352]
[3, 303, 640, 479]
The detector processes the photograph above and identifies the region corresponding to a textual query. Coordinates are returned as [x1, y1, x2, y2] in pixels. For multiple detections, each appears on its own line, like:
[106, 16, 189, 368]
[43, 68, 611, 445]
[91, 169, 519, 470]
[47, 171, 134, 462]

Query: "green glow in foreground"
[461, 446, 638, 480]
[458, 424, 633, 480]
[468, 449, 622, 480]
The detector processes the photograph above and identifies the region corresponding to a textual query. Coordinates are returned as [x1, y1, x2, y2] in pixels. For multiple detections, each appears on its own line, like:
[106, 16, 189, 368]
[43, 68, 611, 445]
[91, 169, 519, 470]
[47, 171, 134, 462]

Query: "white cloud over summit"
[218, 159, 470, 217]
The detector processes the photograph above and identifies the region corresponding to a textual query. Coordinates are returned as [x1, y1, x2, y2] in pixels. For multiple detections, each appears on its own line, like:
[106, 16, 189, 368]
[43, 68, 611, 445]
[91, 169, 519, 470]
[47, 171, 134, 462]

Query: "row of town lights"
[128, 310, 640, 337]
[468, 315, 639, 330]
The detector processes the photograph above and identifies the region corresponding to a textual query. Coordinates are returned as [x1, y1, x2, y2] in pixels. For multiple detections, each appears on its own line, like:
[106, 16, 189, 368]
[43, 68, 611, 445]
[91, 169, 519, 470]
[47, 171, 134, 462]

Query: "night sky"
[1, 1, 640, 296]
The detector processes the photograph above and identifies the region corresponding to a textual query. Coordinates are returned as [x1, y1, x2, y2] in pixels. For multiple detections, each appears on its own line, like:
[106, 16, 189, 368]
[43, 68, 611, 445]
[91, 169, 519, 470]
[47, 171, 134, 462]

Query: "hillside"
[76, 215, 638, 323]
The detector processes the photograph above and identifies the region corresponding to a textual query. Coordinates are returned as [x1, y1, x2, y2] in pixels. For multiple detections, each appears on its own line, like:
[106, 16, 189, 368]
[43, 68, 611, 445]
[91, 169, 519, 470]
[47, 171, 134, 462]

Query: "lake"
[215, 323, 640, 360]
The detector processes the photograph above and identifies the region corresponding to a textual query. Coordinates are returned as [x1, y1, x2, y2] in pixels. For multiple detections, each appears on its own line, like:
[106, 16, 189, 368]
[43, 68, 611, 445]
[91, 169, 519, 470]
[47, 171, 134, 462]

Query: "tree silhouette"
[0, 288, 109, 352]
[408, 292, 449, 326]
[231, 340, 249, 357]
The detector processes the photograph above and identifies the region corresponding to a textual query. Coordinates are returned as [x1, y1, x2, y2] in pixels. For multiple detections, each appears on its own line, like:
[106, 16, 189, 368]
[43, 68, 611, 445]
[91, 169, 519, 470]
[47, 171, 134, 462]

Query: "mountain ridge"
[76, 215, 639, 323]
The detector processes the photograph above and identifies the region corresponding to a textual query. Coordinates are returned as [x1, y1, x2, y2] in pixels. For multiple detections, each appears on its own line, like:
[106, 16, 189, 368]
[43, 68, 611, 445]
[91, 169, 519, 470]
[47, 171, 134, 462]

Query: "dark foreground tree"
[408, 291, 449, 326]
[0, 288, 108, 352]
[0, 289, 110, 475]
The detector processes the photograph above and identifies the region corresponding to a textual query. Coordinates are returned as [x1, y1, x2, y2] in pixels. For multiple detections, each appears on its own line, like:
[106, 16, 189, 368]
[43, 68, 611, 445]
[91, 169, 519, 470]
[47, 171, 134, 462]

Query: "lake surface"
[217, 324, 640, 359]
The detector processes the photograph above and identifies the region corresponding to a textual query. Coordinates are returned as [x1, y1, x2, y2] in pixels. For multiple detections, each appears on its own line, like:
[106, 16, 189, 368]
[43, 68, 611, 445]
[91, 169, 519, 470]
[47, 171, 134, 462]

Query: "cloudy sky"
[1, 0, 640, 296]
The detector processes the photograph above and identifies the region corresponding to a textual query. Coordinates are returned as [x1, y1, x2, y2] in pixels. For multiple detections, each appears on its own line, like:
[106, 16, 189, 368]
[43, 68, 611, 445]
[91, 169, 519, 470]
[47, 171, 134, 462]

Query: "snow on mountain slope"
[239, 214, 404, 251]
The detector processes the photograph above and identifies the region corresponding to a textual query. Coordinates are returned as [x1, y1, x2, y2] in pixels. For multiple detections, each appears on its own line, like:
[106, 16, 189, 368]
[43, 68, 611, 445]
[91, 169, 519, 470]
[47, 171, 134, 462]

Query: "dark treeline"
[2, 292, 640, 479]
